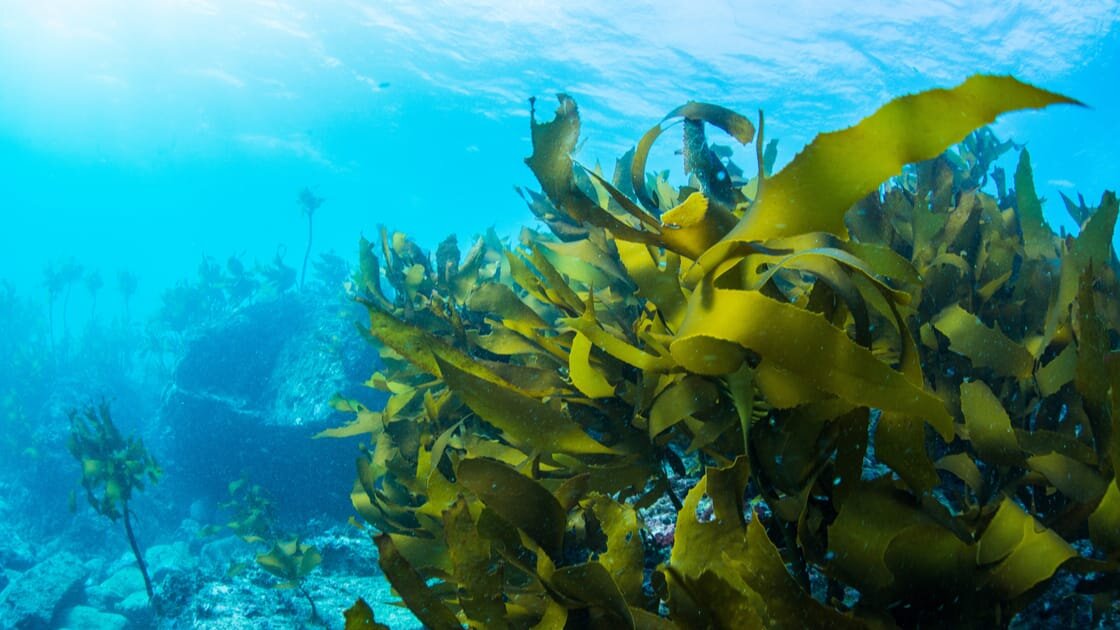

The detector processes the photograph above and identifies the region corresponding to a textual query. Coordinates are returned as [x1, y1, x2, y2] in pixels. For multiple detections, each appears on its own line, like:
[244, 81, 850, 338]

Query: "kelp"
[198, 476, 277, 543]
[257, 537, 324, 623]
[68, 402, 162, 601]
[198, 474, 326, 621]
[326, 75, 1120, 627]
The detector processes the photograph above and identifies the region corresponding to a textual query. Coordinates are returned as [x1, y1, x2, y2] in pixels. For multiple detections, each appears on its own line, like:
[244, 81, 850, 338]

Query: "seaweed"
[343, 598, 391, 629]
[299, 187, 326, 291]
[67, 401, 162, 601]
[158, 250, 302, 333]
[198, 476, 277, 544]
[42, 258, 84, 354]
[326, 75, 1120, 627]
[117, 270, 139, 323]
[199, 474, 326, 622]
[85, 269, 103, 322]
[256, 537, 323, 624]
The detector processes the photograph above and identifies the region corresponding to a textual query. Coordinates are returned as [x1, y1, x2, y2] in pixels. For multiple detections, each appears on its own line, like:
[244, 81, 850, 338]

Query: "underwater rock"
[158, 293, 380, 516]
[151, 568, 204, 622]
[58, 605, 128, 630]
[146, 521, 418, 629]
[85, 551, 162, 625]
[144, 541, 195, 582]
[0, 532, 34, 573]
[198, 535, 245, 573]
[178, 577, 294, 629]
[115, 590, 151, 621]
[303, 524, 378, 576]
[87, 566, 145, 608]
[296, 574, 422, 630]
[0, 551, 86, 629]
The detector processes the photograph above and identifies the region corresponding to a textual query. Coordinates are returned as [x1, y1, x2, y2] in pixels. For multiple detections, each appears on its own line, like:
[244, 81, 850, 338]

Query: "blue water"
[2, 1, 1118, 321]
[2, 2, 1120, 628]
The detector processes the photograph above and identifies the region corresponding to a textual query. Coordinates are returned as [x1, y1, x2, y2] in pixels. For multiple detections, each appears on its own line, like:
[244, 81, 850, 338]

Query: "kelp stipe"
[325, 75, 1120, 627]
[68, 401, 162, 602]
[299, 187, 325, 291]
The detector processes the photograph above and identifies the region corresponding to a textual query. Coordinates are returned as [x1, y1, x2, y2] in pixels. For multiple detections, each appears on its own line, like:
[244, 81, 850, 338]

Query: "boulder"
[305, 525, 378, 576]
[184, 578, 290, 629]
[117, 590, 150, 616]
[58, 605, 128, 630]
[199, 535, 246, 573]
[0, 551, 87, 629]
[145, 541, 195, 581]
[0, 531, 34, 573]
[158, 293, 383, 517]
[87, 566, 145, 609]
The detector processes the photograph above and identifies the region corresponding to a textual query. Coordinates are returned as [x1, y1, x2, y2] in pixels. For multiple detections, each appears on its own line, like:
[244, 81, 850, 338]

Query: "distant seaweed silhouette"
[298, 187, 325, 291]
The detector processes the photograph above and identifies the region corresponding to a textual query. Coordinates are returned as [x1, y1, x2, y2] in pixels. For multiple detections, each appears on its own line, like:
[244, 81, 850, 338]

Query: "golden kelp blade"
[344, 598, 390, 630]
[716, 75, 1080, 248]
[584, 495, 644, 606]
[978, 498, 1077, 600]
[933, 304, 1035, 379]
[525, 94, 663, 246]
[671, 286, 953, 438]
[1090, 481, 1120, 555]
[568, 332, 615, 398]
[659, 192, 738, 260]
[457, 457, 567, 561]
[434, 355, 618, 455]
[665, 457, 753, 623]
[442, 498, 508, 627]
[960, 380, 1021, 465]
[732, 515, 865, 629]
[1014, 149, 1058, 260]
[375, 534, 463, 630]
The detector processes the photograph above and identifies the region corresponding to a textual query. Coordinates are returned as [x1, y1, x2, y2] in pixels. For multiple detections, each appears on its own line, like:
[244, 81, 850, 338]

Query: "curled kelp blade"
[702, 75, 1080, 268]
[659, 192, 740, 260]
[630, 102, 756, 212]
[344, 598, 391, 630]
[666, 458, 865, 628]
[526, 94, 663, 247]
[670, 283, 953, 438]
[374, 534, 463, 630]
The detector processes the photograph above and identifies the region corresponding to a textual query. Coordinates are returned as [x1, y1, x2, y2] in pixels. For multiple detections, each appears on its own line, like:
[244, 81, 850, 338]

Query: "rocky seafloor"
[0, 505, 420, 629]
[0, 289, 416, 630]
[2, 284, 1115, 628]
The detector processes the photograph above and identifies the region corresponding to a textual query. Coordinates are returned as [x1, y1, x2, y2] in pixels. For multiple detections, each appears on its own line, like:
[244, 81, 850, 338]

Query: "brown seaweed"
[324, 75, 1119, 627]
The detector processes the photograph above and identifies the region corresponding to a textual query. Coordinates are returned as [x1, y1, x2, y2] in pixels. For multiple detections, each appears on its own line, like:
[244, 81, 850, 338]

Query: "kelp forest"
[330, 75, 1120, 628]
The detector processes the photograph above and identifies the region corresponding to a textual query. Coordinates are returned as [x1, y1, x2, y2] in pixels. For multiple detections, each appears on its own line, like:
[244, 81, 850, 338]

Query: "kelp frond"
[325, 75, 1119, 628]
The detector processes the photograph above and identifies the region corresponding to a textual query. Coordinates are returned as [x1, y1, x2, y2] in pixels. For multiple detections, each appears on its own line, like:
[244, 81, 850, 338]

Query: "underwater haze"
[2, 1, 1119, 317]
[3, 1, 1120, 629]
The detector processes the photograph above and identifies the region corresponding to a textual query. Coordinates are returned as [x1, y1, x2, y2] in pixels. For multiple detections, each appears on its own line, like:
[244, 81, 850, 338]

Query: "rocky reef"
[158, 291, 381, 517]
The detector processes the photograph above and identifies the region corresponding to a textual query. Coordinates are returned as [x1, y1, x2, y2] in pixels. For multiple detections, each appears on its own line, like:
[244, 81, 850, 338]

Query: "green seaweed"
[326, 75, 1119, 627]
[299, 187, 325, 291]
[68, 401, 162, 601]
[199, 476, 277, 543]
[343, 598, 391, 629]
[256, 537, 323, 623]
[197, 474, 327, 621]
